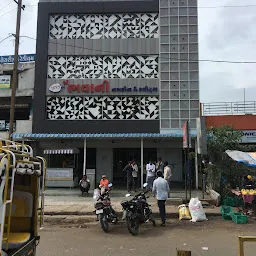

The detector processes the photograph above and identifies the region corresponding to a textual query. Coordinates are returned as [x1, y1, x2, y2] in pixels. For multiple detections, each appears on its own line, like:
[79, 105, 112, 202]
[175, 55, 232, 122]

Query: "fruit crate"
[222, 197, 236, 207]
[232, 212, 248, 224]
[221, 206, 233, 220]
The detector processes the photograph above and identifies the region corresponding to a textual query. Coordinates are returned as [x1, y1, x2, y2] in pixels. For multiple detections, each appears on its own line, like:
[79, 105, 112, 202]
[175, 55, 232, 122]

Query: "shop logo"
[64, 80, 110, 93]
[49, 83, 65, 93]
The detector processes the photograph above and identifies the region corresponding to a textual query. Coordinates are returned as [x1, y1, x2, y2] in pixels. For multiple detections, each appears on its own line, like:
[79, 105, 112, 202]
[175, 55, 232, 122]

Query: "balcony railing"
[202, 101, 256, 116]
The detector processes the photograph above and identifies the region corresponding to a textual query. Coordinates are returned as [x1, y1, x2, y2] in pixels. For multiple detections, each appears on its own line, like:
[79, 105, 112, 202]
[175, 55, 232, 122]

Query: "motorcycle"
[94, 183, 118, 232]
[121, 183, 156, 236]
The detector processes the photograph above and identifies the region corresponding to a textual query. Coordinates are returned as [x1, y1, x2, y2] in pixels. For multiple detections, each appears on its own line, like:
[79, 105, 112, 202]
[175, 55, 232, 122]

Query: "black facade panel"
[33, 0, 159, 134]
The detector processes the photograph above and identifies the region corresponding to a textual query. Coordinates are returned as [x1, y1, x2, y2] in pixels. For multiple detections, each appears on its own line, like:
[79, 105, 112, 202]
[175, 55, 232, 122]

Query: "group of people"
[146, 157, 172, 191]
[122, 157, 172, 226]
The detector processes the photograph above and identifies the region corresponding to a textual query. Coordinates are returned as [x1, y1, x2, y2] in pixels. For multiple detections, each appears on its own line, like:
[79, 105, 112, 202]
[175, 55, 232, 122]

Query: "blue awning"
[12, 132, 196, 139]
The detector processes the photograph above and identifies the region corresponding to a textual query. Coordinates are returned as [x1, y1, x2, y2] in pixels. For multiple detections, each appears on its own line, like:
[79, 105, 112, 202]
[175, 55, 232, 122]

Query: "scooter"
[94, 183, 118, 232]
[121, 183, 156, 236]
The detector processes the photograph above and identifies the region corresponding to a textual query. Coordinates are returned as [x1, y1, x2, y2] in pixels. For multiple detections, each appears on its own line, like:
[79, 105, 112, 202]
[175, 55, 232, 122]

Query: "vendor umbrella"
[225, 150, 256, 167]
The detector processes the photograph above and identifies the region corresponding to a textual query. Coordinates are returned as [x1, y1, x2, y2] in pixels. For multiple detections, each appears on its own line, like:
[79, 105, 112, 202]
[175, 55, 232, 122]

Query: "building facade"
[27, 0, 199, 188]
[0, 55, 34, 139]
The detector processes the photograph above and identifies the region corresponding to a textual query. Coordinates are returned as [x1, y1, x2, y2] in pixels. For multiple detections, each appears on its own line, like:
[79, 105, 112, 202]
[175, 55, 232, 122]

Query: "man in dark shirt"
[122, 161, 134, 192]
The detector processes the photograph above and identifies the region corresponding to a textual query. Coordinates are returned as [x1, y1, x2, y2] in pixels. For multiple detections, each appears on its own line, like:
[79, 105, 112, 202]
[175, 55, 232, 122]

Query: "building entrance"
[113, 148, 157, 188]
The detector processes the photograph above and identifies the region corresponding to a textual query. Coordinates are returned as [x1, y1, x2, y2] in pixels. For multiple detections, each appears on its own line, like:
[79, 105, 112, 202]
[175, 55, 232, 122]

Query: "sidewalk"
[43, 188, 219, 218]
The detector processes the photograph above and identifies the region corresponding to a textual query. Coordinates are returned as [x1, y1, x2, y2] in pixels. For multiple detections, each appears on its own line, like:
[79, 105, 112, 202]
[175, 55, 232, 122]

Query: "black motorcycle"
[121, 183, 156, 235]
[94, 183, 118, 232]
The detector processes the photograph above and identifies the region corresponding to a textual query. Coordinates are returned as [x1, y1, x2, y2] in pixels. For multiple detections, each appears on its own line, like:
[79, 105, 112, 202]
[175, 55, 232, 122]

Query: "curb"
[44, 211, 221, 218]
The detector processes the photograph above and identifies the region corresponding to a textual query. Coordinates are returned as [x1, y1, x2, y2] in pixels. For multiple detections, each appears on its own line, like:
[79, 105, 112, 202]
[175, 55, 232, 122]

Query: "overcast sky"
[0, 0, 256, 103]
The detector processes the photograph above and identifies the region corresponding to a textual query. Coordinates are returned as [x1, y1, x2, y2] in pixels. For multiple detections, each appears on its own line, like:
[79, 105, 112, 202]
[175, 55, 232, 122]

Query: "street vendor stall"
[226, 150, 256, 215]
[44, 148, 79, 188]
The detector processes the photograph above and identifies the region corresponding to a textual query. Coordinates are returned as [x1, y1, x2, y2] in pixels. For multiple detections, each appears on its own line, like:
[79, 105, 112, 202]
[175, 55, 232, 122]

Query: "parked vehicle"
[94, 183, 118, 232]
[121, 183, 156, 235]
[0, 138, 46, 256]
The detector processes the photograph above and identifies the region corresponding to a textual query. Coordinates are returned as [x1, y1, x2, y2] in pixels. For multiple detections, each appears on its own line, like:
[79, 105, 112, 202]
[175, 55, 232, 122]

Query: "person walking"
[146, 161, 156, 191]
[152, 171, 170, 226]
[122, 161, 134, 192]
[132, 160, 138, 192]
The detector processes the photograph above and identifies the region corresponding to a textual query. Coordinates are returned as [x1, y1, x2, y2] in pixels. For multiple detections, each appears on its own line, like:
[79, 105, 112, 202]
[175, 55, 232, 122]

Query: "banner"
[183, 121, 189, 149]
[196, 117, 207, 155]
[0, 75, 11, 89]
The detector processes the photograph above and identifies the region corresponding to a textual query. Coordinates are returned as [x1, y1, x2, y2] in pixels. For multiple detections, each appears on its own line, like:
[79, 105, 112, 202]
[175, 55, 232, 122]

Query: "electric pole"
[8, 0, 25, 139]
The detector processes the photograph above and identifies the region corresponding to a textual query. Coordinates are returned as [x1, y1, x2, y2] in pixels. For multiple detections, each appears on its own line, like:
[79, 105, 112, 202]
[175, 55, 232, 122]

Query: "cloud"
[0, 0, 256, 103]
[198, 0, 256, 102]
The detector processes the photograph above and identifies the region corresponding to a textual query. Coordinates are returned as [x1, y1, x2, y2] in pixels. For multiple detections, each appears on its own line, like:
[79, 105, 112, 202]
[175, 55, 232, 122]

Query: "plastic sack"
[188, 197, 207, 222]
[178, 204, 191, 220]
[93, 188, 100, 200]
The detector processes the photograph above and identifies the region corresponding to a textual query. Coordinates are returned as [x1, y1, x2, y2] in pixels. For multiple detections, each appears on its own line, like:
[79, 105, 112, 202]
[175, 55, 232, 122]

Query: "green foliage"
[205, 125, 244, 195]
[207, 125, 243, 156]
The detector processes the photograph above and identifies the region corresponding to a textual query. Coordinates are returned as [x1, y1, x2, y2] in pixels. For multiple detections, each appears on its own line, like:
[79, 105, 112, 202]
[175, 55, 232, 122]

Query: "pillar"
[141, 138, 144, 189]
[195, 139, 199, 189]
[83, 138, 86, 175]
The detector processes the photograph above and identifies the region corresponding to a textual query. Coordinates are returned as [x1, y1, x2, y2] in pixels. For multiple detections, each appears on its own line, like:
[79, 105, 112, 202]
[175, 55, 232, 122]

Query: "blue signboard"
[0, 54, 36, 64]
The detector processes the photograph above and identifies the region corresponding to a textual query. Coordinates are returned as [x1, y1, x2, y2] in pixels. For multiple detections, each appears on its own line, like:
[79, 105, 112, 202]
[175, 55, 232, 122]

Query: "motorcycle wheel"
[149, 215, 156, 227]
[126, 215, 139, 236]
[99, 213, 109, 233]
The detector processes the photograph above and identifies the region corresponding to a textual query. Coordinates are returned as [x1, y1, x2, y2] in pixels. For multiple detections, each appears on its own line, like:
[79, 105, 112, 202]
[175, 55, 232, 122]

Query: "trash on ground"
[189, 197, 208, 222]
[178, 204, 191, 220]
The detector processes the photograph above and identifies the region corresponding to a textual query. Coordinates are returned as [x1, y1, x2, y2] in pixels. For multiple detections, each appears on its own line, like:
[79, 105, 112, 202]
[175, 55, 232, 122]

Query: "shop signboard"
[46, 168, 73, 181]
[0, 54, 35, 64]
[0, 75, 11, 89]
[241, 130, 256, 143]
[48, 80, 158, 95]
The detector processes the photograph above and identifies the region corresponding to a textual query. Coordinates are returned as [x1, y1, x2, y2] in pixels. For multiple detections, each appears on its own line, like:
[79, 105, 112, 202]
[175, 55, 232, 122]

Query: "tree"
[207, 125, 243, 161]
[205, 125, 245, 194]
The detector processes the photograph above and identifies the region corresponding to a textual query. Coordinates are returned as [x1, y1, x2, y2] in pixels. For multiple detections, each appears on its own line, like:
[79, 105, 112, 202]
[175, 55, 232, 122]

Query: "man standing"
[122, 161, 134, 192]
[156, 157, 164, 174]
[163, 161, 172, 189]
[146, 160, 155, 191]
[152, 171, 169, 226]
[132, 160, 138, 192]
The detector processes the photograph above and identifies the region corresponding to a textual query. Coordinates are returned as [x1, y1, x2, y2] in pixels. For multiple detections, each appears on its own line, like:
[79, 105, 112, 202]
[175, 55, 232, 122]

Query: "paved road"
[37, 218, 256, 256]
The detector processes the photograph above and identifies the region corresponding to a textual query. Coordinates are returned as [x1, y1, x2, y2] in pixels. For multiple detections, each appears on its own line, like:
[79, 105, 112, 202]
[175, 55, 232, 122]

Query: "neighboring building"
[0, 55, 35, 139]
[202, 102, 256, 144]
[14, 0, 199, 188]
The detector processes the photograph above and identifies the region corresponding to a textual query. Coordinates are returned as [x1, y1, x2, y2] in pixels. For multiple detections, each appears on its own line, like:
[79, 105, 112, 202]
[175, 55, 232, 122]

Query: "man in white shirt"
[164, 161, 172, 198]
[146, 161, 156, 191]
[152, 171, 170, 226]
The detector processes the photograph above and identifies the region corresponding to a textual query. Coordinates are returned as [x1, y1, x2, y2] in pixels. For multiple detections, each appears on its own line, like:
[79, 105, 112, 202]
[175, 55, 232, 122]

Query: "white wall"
[16, 120, 32, 134]
[0, 64, 34, 97]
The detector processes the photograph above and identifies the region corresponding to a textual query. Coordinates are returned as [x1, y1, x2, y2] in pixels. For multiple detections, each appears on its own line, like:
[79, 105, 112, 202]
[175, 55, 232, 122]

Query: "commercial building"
[14, 0, 199, 188]
[202, 102, 256, 144]
[0, 54, 35, 139]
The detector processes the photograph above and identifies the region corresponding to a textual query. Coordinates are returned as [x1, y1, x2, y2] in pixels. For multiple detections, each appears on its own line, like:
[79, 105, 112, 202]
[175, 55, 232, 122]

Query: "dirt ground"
[37, 217, 256, 256]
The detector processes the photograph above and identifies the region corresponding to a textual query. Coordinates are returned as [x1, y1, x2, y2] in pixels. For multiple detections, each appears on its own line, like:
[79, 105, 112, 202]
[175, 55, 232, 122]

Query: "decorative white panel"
[47, 55, 158, 79]
[46, 96, 159, 120]
[49, 13, 159, 39]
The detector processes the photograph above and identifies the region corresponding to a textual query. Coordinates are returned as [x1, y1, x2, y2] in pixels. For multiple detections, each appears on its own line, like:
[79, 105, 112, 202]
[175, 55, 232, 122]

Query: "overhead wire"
[25, 3, 256, 9]
[19, 36, 256, 64]
[0, 7, 17, 19]
[0, 1, 13, 13]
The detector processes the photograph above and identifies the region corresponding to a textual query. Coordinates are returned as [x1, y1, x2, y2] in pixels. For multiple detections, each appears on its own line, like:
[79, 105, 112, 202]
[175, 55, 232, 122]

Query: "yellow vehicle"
[0, 139, 46, 256]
